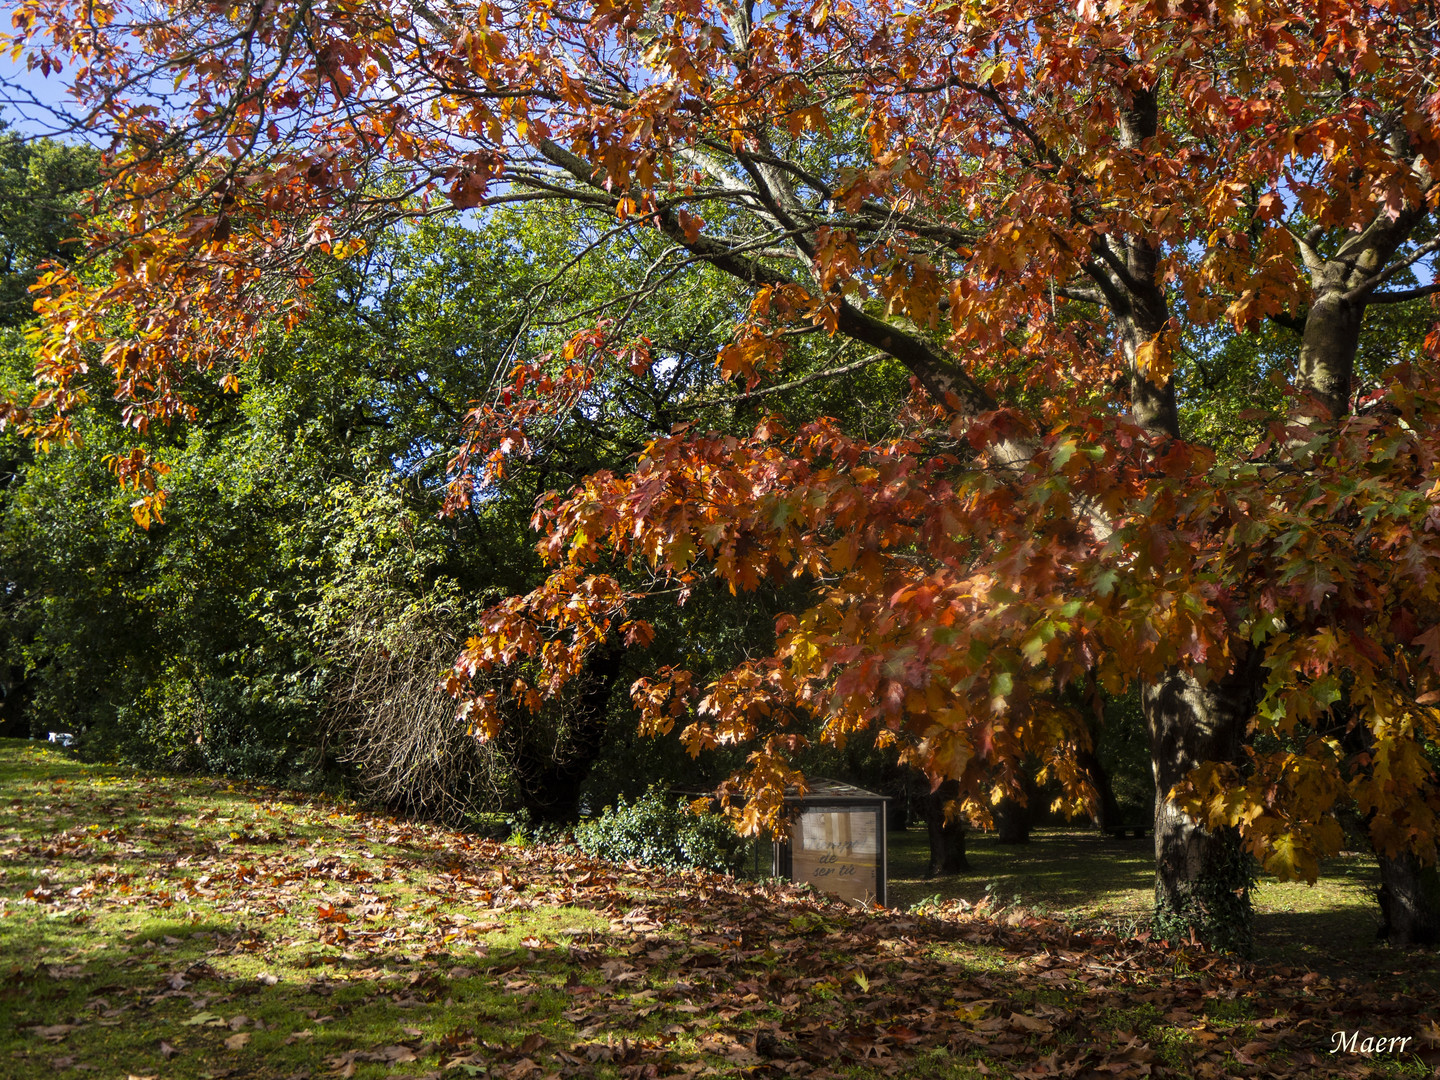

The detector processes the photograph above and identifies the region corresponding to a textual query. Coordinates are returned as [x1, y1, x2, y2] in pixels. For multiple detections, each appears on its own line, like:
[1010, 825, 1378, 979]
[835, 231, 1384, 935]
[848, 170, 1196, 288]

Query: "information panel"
[788, 807, 882, 905]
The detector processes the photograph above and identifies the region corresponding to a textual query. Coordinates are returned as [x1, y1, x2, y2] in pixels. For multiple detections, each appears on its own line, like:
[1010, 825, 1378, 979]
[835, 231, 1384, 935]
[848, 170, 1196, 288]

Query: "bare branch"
[1367, 282, 1440, 305]
[683, 352, 888, 409]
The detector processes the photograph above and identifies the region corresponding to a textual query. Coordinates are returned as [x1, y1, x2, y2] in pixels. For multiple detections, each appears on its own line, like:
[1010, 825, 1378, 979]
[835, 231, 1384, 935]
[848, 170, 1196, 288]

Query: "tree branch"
[682, 353, 888, 410]
[1366, 282, 1440, 305]
[1057, 286, 1106, 305]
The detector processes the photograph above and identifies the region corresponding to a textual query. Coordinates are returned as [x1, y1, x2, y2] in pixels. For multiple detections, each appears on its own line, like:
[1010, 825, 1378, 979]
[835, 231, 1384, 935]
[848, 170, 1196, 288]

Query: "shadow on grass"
[15, 895, 1392, 1080]
[881, 826, 1414, 974]
[3, 902, 615, 1080]
[8, 742, 1440, 1080]
[885, 828, 1156, 915]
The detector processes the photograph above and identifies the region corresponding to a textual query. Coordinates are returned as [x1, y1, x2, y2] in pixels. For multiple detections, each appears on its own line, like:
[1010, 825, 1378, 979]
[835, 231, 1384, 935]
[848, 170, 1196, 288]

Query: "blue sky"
[1, 45, 96, 140]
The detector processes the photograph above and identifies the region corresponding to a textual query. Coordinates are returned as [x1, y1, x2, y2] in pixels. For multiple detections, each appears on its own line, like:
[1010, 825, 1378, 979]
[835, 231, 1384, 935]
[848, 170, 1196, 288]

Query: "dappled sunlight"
[887, 828, 1156, 918]
[8, 745, 1440, 1078]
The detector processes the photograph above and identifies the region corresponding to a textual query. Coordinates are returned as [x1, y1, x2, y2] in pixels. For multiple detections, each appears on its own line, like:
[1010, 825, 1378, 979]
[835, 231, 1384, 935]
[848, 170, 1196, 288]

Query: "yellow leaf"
[1133, 334, 1173, 382]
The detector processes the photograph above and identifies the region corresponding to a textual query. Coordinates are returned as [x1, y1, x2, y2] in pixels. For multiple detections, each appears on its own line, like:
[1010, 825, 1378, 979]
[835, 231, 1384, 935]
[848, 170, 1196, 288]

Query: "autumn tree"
[6, 0, 1440, 946]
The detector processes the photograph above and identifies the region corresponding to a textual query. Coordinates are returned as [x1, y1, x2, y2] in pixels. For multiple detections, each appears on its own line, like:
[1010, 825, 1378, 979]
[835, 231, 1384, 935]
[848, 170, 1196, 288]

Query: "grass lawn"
[882, 828, 1385, 972]
[3, 740, 1438, 1080]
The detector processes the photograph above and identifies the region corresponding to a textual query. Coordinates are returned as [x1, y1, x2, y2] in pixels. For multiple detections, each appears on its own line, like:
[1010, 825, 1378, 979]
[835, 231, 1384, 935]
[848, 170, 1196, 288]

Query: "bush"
[504, 807, 573, 846]
[574, 791, 746, 875]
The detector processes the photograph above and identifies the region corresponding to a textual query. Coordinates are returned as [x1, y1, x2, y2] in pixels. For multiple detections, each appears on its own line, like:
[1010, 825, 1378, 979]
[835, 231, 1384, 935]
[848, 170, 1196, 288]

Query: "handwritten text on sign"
[791, 809, 879, 904]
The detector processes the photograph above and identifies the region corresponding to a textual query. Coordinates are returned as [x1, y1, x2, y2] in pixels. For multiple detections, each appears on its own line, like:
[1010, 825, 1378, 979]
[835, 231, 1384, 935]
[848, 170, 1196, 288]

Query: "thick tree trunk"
[1377, 853, 1440, 947]
[993, 784, 1038, 844]
[1293, 196, 1430, 424]
[1290, 193, 1436, 943]
[1295, 274, 1362, 421]
[1144, 662, 1259, 952]
[0, 668, 30, 739]
[1331, 730, 1440, 944]
[993, 796, 1032, 844]
[882, 760, 913, 831]
[1109, 81, 1271, 949]
[1113, 83, 1179, 440]
[922, 778, 970, 876]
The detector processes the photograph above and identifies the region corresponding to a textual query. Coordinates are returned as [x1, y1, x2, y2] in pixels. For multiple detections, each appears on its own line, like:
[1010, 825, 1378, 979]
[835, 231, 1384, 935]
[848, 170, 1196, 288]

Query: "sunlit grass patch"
[4, 742, 1439, 1080]
[885, 823, 1389, 969]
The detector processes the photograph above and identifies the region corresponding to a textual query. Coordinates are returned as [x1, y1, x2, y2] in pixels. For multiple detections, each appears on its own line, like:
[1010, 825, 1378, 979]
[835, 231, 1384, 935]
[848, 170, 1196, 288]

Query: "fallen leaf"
[224, 1032, 251, 1050]
[33, 1024, 81, 1041]
[1008, 1013, 1053, 1033]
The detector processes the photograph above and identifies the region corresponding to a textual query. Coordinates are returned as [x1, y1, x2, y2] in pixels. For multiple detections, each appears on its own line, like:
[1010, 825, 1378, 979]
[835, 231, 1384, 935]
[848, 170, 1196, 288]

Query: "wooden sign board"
[774, 785, 888, 906]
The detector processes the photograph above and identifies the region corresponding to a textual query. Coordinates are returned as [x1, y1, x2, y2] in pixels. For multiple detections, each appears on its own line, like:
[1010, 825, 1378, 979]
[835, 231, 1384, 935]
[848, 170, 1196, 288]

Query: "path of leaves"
[2, 747, 1437, 1080]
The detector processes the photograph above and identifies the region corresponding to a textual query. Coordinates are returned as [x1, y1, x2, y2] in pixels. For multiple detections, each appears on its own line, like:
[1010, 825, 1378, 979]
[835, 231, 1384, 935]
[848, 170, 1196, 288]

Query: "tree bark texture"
[1144, 660, 1261, 952]
[1076, 744, 1125, 831]
[1112, 83, 1179, 439]
[1377, 853, 1440, 947]
[994, 770, 1039, 844]
[1295, 196, 1432, 422]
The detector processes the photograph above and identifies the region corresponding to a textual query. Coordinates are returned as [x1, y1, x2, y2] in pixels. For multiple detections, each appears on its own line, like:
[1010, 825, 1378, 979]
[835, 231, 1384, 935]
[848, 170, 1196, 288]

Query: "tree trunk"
[1293, 197, 1430, 424]
[1113, 82, 1179, 440]
[993, 795, 1032, 844]
[1144, 662, 1259, 953]
[0, 667, 30, 739]
[882, 760, 913, 831]
[1290, 193, 1436, 944]
[1076, 744, 1125, 831]
[922, 778, 969, 876]
[1377, 853, 1440, 947]
[1295, 274, 1362, 422]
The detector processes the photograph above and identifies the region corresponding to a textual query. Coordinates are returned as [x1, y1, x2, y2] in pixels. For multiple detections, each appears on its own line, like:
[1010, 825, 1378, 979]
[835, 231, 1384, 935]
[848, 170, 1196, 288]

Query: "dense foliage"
[573, 790, 749, 875]
[0, 169, 841, 821]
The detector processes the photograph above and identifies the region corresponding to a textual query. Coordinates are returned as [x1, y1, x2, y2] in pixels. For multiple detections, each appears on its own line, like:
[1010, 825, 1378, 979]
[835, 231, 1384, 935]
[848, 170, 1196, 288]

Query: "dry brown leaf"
[33, 1023, 81, 1041]
[1007, 1013, 1053, 1034]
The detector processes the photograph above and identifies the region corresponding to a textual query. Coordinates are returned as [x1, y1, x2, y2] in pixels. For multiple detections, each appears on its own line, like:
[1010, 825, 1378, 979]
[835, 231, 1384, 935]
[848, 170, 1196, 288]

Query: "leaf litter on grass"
[1, 742, 1437, 1080]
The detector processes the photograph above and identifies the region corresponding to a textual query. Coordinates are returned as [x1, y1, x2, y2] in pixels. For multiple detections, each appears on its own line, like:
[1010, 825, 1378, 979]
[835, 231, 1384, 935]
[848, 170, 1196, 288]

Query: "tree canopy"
[5, 0, 1440, 944]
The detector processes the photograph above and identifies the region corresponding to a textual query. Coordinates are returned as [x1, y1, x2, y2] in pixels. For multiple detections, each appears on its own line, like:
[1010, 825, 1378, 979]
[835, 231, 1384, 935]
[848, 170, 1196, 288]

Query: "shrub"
[574, 791, 746, 875]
